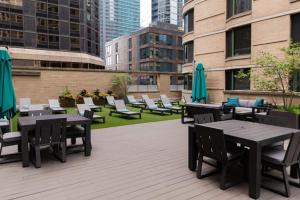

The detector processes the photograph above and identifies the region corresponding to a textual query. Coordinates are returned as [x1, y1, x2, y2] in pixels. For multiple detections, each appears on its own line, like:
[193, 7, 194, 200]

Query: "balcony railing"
[170, 85, 184, 91]
[128, 85, 158, 92]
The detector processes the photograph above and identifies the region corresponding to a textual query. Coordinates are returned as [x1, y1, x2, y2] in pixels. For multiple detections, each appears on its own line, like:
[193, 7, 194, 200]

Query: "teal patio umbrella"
[0, 49, 16, 119]
[192, 63, 208, 103]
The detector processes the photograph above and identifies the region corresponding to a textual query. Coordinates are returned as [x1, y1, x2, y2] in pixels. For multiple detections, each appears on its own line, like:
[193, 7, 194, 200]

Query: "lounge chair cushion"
[225, 97, 239, 107]
[255, 98, 264, 107]
[164, 103, 172, 108]
[118, 109, 129, 112]
[0, 132, 21, 143]
[149, 105, 158, 109]
[262, 148, 286, 164]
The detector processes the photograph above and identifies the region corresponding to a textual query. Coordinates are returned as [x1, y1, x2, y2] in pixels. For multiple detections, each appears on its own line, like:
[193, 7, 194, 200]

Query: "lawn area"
[12, 106, 181, 131]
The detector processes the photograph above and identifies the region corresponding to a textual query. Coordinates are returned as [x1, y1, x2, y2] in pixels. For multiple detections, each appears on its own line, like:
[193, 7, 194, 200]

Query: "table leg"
[21, 128, 29, 167]
[290, 164, 299, 179]
[84, 123, 91, 156]
[249, 143, 261, 199]
[188, 126, 197, 171]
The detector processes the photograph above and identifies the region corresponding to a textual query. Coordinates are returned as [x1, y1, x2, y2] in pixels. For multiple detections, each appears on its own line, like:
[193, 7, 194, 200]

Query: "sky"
[140, 0, 151, 27]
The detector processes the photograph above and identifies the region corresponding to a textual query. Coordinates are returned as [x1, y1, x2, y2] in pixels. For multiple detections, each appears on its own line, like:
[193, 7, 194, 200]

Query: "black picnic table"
[18, 114, 92, 168]
[188, 120, 300, 199]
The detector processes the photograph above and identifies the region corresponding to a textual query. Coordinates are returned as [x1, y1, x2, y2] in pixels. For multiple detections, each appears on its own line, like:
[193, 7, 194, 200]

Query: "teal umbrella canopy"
[192, 63, 208, 103]
[0, 49, 16, 119]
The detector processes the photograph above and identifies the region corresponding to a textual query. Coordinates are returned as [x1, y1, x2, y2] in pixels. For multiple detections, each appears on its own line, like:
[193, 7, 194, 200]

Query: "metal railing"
[128, 85, 158, 92]
[170, 85, 184, 91]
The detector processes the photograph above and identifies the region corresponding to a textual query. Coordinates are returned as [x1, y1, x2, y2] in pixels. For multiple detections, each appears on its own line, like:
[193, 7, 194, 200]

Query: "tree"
[111, 74, 134, 99]
[245, 43, 300, 109]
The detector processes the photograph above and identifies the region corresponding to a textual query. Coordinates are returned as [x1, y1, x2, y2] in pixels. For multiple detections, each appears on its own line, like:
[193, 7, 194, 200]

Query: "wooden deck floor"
[1, 120, 300, 200]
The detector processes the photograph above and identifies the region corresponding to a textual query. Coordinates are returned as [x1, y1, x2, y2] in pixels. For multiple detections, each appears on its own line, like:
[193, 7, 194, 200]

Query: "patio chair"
[127, 95, 146, 108]
[84, 97, 102, 112]
[183, 94, 192, 104]
[0, 125, 21, 164]
[106, 96, 115, 108]
[110, 100, 141, 119]
[143, 97, 172, 115]
[195, 125, 245, 190]
[28, 110, 52, 117]
[66, 110, 93, 152]
[261, 133, 300, 197]
[19, 98, 31, 116]
[29, 118, 67, 168]
[160, 95, 181, 113]
[49, 99, 67, 114]
[160, 94, 178, 105]
[77, 104, 105, 123]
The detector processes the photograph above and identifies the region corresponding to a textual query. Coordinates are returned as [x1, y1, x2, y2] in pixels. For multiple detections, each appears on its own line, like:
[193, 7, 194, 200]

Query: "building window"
[291, 13, 300, 43]
[184, 9, 194, 33]
[170, 76, 184, 85]
[129, 51, 132, 62]
[225, 68, 250, 90]
[138, 75, 157, 85]
[70, 38, 80, 51]
[128, 38, 132, 49]
[106, 56, 111, 66]
[106, 45, 111, 55]
[226, 25, 251, 58]
[115, 42, 118, 52]
[116, 54, 119, 64]
[184, 73, 193, 90]
[140, 33, 150, 45]
[184, 41, 194, 63]
[227, 0, 252, 19]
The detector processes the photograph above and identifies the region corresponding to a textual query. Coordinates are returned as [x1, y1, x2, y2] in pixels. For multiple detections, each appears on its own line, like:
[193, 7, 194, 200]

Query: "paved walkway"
[0, 120, 299, 200]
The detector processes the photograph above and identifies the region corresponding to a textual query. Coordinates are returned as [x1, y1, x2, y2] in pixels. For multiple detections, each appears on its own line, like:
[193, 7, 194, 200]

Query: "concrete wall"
[12, 68, 182, 104]
[182, 0, 300, 104]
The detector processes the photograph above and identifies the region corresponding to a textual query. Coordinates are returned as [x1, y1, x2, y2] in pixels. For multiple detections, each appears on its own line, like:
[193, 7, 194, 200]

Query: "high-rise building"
[99, 0, 140, 58]
[151, 0, 182, 27]
[0, 0, 104, 69]
[182, 0, 300, 104]
[105, 22, 183, 73]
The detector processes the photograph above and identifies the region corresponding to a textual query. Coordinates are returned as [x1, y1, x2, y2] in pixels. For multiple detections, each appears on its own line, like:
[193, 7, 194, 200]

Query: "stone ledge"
[12, 70, 41, 76]
[224, 90, 300, 97]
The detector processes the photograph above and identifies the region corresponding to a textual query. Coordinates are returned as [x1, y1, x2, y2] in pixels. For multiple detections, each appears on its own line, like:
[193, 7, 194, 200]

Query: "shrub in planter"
[59, 86, 75, 107]
[76, 89, 92, 104]
[91, 89, 106, 105]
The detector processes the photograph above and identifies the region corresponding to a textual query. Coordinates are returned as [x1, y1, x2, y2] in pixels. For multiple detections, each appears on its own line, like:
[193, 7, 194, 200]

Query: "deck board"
[0, 120, 299, 200]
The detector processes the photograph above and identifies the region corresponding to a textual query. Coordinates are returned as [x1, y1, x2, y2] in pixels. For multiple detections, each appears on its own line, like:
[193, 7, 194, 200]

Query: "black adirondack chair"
[29, 118, 67, 168]
[262, 133, 300, 197]
[66, 110, 93, 151]
[195, 125, 245, 190]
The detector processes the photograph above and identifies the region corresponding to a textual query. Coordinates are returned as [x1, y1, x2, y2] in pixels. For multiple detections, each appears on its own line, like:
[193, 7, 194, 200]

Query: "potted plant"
[111, 74, 134, 99]
[76, 89, 91, 104]
[59, 86, 75, 107]
[91, 89, 106, 105]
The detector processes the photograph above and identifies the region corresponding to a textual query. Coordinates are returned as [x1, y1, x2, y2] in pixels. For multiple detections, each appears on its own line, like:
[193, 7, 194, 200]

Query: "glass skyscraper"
[99, 0, 140, 58]
[152, 0, 183, 28]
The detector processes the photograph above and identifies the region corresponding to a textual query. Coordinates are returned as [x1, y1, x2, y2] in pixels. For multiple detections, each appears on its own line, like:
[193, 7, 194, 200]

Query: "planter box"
[59, 97, 75, 107]
[269, 110, 300, 129]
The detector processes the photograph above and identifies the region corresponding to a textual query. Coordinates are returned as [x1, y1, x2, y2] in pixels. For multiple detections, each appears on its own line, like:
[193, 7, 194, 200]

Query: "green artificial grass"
[11, 106, 181, 131]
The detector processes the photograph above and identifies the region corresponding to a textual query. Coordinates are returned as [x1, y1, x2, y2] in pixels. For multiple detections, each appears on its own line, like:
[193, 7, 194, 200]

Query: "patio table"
[188, 120, 300, 199]
[18, 114, 91, 168]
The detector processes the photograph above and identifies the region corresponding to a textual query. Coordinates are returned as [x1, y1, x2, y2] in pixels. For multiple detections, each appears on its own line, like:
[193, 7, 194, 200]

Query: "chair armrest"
[222, 101, 228, 106]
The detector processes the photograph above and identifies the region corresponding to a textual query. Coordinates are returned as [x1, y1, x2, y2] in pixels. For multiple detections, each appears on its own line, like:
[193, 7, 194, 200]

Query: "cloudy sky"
[140, 0, 151, 27]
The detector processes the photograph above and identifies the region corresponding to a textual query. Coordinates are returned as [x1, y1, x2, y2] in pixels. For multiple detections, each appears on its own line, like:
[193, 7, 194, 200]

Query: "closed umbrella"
[192, 63, 207, 103]
[0, 49, 16, 120]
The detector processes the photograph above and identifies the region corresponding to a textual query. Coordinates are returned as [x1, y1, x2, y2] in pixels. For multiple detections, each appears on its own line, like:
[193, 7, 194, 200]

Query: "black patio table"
[188, 120, 300, 199]
[18, 114, 92, 168]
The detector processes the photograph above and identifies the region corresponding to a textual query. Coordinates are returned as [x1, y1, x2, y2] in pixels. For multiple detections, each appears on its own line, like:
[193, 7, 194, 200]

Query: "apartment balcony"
[170, 85, 184, 91]
[128, 85, 158, 92]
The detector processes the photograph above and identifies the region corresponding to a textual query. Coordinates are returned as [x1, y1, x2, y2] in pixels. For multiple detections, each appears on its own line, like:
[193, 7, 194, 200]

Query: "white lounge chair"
[126, 95, 145, 108]
[110, 100, 141, 119]
[160, 95, 181, 113]
[77, 104, 105, 123]
[183, 94, 192, 104]
[19, 98, 31, 116]
[106, 96, 115, 108]
[49, 99, 67, 114]
[143, 98, 172, 115]
[84, 97, 102, 112]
